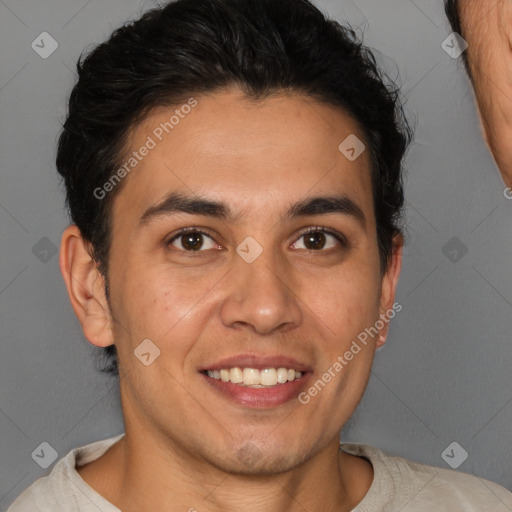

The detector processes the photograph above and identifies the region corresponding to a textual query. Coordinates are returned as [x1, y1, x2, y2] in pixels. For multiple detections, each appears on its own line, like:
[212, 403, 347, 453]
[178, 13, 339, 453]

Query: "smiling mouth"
[201, 367, 305, 388]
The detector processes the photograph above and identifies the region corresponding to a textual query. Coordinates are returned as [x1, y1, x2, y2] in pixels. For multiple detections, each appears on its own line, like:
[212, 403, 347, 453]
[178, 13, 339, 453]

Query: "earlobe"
[377, 235, 403, 347]
[59, 225, 114, 348]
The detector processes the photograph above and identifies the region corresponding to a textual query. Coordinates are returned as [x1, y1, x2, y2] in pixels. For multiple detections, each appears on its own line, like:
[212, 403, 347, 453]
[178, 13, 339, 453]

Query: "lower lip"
[200, 372, 311, 408]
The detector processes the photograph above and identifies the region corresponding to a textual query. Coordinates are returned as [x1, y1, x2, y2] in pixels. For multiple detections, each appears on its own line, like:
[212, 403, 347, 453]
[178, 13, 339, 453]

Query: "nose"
[219, 248, 303, 336]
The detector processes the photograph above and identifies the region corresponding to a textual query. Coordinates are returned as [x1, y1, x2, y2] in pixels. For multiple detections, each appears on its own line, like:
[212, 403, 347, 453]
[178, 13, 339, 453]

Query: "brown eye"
[168, 230, 217, 251]
[292, 227, 346, 251]
[303, 231, 327, 250]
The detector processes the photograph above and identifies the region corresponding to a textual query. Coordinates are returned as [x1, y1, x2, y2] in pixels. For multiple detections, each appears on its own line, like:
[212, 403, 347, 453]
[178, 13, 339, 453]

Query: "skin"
[60, 88, 402, 512]
[457, 0, 512, 187]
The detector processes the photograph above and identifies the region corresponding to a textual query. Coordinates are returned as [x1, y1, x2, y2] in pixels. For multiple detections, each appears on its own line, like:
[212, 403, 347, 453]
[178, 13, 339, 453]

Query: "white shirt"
[7, 434, 512, 511]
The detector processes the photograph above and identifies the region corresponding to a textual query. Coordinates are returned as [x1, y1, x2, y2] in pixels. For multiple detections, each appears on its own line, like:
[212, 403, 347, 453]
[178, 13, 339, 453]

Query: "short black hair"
[444, 0, 461, 34]
[56, 0, 412, 376]
[444, 0, 470, 74]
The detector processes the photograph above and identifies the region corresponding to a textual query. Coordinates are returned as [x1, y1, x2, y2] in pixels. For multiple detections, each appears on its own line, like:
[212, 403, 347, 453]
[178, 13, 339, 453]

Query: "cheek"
[111, 260, 219, 344]
[307, 264, 381, 337]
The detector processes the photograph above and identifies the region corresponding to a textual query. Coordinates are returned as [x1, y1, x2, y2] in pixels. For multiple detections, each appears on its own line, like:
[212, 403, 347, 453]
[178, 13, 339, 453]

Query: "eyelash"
[166, 226, 348, 253]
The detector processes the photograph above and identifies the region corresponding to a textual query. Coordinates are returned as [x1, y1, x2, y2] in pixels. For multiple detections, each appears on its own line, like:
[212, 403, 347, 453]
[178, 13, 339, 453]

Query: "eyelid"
[166, 226, 219, 247]
[294, 225, 349, 249]
[166, 225, 349, 251]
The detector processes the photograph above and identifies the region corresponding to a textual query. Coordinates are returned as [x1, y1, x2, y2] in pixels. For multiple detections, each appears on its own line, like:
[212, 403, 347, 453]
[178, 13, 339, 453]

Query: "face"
[458, 0, 512, 187]
[75, 88, 401, 475]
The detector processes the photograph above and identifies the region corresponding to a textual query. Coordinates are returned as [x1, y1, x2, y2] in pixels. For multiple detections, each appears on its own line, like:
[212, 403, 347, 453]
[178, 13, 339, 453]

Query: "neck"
[78, 428, 373, 512]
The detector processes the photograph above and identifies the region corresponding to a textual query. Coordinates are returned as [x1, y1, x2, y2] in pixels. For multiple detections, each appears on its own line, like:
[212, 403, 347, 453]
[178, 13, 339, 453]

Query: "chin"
[207, 442, 309, 476]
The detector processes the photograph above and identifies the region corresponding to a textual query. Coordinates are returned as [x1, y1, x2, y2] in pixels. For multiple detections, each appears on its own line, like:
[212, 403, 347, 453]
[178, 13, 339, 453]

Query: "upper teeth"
[206, 367, 303, 387]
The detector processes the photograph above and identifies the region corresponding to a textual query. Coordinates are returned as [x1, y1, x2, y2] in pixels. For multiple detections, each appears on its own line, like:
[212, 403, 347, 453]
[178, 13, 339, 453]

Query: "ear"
[59, 225, 114, 348]
[376, 234, 403, 348]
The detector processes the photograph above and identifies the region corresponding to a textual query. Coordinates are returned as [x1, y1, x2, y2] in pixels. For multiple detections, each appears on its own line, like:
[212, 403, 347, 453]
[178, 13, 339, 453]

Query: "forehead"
[111, 89, 375, 229]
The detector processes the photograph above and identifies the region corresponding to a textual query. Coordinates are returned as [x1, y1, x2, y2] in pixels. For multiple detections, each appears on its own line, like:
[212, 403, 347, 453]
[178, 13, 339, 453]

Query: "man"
[8, 0, 512, 510]
[445, 0, 512, 188]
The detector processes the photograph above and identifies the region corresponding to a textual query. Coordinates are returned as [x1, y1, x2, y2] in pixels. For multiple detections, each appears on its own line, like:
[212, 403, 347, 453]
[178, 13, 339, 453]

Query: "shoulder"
[6, 471, 65, 512]
[342, 443, 512, 512]
[6, 435, 124, 512]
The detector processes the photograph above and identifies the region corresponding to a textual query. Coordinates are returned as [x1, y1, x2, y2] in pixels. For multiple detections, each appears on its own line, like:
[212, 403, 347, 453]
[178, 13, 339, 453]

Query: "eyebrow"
[139, 192, 366, 229]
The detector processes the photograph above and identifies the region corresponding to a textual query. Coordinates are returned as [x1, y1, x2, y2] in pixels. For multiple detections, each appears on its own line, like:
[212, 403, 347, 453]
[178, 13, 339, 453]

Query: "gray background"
[1, 0, 511, 509]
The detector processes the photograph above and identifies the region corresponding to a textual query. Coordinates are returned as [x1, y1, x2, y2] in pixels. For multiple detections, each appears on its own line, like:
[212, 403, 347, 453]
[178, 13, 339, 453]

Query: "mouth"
[200, 367, 305, 388]
[199, 356, 312, 408]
